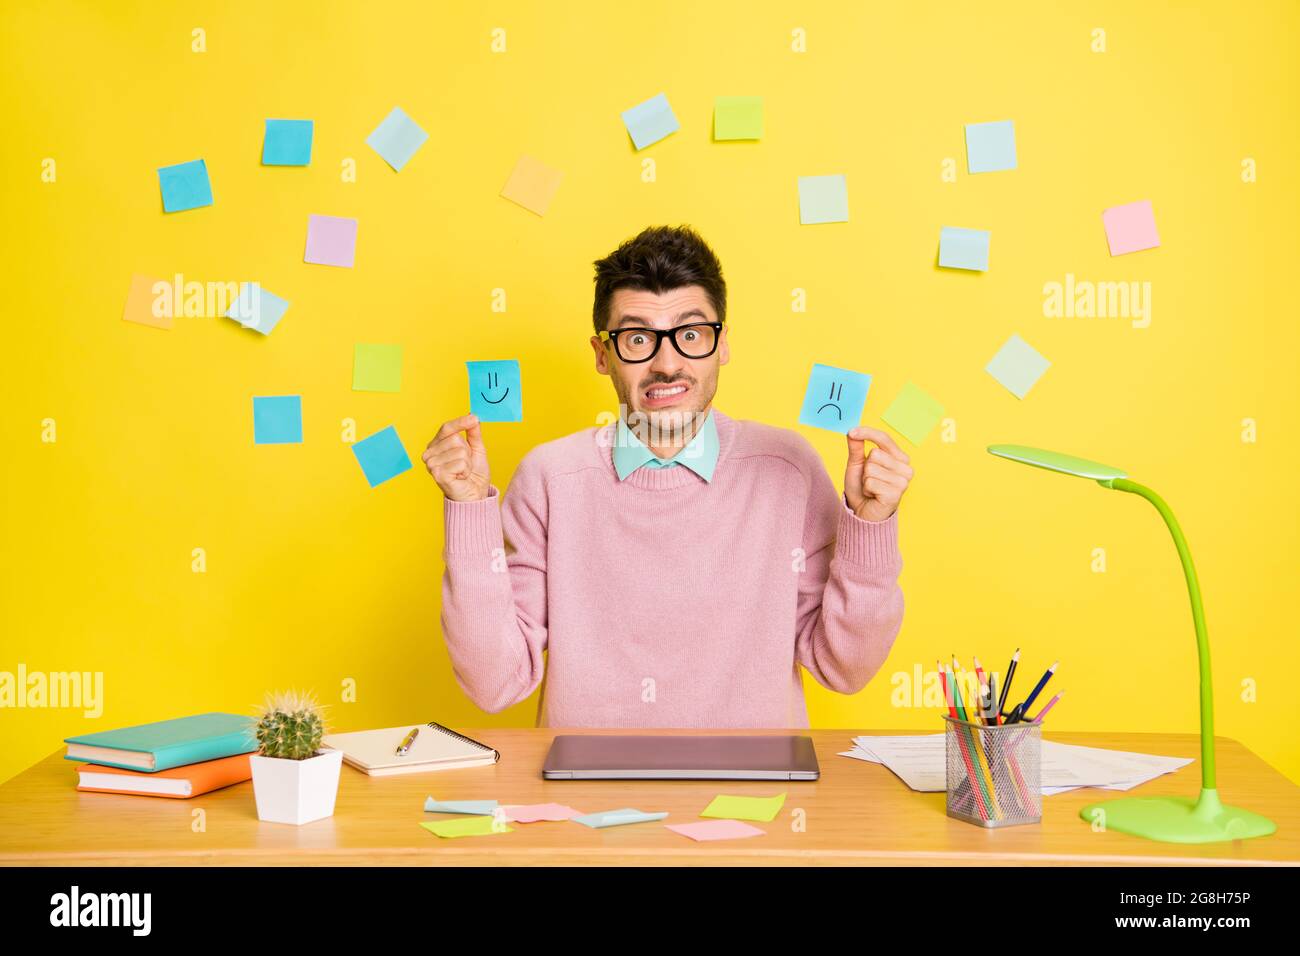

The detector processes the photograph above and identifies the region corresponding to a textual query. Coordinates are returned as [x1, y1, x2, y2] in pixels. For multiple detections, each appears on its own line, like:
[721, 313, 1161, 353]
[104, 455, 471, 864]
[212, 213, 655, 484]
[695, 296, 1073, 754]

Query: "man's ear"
[718, 324, 730, 366]
[591, 335, 610, 375]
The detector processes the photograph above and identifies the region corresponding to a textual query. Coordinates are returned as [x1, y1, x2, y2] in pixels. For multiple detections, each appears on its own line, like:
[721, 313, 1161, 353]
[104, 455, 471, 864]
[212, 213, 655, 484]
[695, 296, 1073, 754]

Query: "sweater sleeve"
[438, 454, 549, 713]
[793, 458, 905, 694]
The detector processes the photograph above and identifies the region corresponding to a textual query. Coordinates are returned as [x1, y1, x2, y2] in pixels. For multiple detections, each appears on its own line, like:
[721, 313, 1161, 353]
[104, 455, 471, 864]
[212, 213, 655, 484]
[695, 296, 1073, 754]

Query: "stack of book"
[65, 713, 258, 799]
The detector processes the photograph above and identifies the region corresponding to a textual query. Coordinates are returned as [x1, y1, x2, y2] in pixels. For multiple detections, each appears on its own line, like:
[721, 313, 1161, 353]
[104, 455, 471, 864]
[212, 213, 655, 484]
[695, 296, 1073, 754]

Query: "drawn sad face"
[817, 380, 847, 420]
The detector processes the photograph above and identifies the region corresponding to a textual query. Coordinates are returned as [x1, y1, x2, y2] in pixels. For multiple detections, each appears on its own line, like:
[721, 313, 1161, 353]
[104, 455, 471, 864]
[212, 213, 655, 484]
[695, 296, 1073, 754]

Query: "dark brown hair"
[591, 225, 726, 333]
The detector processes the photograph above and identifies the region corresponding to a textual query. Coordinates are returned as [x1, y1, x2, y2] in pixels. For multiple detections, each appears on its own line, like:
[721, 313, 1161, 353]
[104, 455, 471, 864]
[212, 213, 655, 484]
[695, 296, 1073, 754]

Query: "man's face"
[590, 285, 729, 436]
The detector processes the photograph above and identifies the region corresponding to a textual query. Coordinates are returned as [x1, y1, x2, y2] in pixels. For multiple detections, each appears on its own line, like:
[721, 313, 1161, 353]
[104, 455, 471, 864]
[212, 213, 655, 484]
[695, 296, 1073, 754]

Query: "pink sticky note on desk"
[666, 819, 766, 842]
[501, 803, 581, 823]
[1102, 200, 1160, 256]
[305, 214, 358, 267]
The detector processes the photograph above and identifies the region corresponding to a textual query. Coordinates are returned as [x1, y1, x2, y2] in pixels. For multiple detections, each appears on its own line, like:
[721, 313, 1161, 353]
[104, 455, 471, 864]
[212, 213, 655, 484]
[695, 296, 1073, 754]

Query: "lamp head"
[987, 444, 1127, 484]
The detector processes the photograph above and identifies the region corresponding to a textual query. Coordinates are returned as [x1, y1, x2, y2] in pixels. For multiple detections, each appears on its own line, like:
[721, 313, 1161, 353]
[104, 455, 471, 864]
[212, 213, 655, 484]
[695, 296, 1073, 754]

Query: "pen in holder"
[943, 715, 1041, 827]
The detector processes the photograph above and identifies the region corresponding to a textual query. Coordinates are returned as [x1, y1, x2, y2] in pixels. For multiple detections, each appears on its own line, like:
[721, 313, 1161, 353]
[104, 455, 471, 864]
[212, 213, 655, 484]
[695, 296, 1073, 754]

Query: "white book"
[322, 722, 500, 777]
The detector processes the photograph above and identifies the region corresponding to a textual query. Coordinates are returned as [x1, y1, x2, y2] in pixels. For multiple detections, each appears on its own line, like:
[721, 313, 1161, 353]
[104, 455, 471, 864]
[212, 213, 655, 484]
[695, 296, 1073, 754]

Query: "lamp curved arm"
[1101, 477, 1215, 790]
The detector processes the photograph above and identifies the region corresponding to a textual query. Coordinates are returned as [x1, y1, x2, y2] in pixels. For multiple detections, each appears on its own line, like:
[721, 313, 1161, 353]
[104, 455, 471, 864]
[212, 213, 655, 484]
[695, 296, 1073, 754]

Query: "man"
[424, 225, 912, 727]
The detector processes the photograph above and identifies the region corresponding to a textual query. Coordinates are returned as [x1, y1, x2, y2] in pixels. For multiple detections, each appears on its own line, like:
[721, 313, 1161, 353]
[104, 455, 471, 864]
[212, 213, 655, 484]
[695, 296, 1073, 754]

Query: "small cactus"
[254, 690, 326, 760]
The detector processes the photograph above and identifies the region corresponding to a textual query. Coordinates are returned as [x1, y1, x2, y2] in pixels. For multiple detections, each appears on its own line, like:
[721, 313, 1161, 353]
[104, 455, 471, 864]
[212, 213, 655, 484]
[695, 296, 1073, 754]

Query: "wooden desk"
[1, 729, 1296, 866]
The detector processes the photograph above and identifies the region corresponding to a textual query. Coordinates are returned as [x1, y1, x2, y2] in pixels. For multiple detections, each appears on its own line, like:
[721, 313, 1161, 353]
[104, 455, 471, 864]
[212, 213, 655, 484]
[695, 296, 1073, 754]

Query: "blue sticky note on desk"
[798, 175, 849, 224]
[424, 796, 498, 815]
[621, 93, 679, 150]
[938, 226, 991, 271]
[798, 363, 871, 434]
[467, 360, 522, 422]
[352, 425, 413, 488]
[965, 120, 1017, 173]
[252, 395, 302, 444]
[365, 106, 429, 172]
[157, 159, 213, 212]
[572, 808, 669, 829]
[262, 119, 314, 166]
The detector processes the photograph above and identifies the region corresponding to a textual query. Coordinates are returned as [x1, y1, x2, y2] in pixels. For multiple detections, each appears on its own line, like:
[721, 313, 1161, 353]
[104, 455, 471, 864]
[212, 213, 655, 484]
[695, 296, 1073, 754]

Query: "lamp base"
[1079, 788, 1276, 844]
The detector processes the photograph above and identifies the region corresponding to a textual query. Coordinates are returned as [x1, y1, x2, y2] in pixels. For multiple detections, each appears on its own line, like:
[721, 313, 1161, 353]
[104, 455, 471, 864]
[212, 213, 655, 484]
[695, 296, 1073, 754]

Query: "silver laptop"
[542, 734, 820, 780]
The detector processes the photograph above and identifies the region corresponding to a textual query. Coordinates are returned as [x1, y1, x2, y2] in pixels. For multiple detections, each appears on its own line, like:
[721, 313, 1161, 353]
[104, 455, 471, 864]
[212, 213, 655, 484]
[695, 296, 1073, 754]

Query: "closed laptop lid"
[542, 734, 820, 780]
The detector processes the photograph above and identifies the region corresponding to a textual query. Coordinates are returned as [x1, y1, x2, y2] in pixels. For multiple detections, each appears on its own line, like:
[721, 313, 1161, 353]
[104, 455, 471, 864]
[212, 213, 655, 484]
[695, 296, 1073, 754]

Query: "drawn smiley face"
[466, 360, 523, 422]
[479, 370, 510, 405]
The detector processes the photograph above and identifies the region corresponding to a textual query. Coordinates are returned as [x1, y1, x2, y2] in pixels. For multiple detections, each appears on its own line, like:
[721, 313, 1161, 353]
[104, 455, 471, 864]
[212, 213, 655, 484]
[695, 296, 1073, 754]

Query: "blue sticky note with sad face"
[798, 364, 871, 434]
[467, 360, 522, 422]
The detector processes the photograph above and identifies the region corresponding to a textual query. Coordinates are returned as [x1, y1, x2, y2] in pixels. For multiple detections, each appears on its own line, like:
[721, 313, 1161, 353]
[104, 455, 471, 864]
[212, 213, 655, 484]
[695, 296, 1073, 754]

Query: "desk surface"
[1, 729, 1296, 866]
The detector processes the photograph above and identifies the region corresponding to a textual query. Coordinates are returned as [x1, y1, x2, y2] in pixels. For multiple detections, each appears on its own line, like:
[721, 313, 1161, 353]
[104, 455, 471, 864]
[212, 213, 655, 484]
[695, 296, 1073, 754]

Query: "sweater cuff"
[443, 485, 504, 555]
[835, 498, 902, 570]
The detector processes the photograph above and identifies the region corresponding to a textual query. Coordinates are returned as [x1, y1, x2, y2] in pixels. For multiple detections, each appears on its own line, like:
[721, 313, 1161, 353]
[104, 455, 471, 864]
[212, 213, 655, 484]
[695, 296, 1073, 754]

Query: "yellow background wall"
[2, 0, 1297, 787]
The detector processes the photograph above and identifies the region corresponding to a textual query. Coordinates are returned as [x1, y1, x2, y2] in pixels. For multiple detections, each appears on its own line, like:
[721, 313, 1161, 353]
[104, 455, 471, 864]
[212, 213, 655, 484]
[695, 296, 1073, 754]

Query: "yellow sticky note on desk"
[421, 816, 513, 838]
[700, 792, 786, 822]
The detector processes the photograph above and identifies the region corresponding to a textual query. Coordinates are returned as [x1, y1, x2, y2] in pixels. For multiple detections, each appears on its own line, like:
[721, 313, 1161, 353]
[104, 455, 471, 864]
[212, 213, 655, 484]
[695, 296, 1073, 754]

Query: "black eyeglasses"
[600, 322, 723, 364]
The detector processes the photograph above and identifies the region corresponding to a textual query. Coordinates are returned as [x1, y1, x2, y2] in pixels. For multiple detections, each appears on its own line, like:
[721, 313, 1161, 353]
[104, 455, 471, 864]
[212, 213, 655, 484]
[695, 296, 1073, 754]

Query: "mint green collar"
[613, 409, 719, 482]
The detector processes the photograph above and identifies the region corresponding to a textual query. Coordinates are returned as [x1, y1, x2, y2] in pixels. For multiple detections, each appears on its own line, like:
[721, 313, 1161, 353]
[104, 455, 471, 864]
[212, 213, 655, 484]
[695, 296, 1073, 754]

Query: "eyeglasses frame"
[599, 321, 724, 364]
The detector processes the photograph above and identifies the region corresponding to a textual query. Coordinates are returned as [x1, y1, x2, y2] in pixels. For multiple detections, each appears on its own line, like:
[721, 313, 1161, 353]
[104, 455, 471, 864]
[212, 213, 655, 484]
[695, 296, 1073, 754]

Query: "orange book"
[75, 753, 251, 798]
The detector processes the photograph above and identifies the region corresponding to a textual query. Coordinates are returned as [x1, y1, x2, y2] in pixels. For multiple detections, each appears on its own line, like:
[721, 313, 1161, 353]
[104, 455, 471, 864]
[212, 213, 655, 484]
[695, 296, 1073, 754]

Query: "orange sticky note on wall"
[500, 154, 563, 216]
[122, 274, 172, 330]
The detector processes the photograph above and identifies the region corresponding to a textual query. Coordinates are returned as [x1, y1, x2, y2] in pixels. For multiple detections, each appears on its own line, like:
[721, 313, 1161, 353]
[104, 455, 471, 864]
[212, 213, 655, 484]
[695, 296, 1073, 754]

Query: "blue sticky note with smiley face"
[798, 364, 871, 434]
[467, 360, 522, 422]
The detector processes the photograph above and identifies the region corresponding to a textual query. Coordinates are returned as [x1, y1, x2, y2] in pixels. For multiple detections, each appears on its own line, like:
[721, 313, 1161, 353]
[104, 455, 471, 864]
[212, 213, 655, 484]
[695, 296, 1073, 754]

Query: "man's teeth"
[647, 385, 687, 399]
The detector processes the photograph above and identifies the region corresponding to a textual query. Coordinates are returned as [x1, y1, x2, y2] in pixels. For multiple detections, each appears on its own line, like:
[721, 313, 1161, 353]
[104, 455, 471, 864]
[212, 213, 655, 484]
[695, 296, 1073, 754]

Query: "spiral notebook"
[321, 722, 500, 776]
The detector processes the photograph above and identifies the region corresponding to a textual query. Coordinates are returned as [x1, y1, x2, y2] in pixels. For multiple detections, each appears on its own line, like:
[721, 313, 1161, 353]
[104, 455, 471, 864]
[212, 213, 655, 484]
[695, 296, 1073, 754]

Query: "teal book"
[64, 713, 257, 772]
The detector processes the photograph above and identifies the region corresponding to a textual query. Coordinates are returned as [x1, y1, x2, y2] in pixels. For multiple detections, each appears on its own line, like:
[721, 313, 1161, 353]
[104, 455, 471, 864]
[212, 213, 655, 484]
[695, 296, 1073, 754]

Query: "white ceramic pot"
[249, 748, 343, 825]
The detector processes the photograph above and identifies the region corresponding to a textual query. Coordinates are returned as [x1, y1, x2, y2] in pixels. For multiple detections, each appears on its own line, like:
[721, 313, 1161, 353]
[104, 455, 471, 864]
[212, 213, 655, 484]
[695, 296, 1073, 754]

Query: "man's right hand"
[423, 414, 491, 502]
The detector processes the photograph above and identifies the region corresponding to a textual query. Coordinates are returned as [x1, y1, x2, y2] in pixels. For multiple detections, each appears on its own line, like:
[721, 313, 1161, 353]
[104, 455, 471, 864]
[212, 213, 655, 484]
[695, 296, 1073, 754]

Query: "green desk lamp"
[986, 444, 1276, 844]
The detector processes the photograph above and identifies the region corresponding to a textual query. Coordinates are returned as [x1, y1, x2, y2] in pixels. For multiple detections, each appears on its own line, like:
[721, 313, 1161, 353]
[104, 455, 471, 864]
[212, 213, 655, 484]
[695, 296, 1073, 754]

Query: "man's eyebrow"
[612, 308, 708, 329]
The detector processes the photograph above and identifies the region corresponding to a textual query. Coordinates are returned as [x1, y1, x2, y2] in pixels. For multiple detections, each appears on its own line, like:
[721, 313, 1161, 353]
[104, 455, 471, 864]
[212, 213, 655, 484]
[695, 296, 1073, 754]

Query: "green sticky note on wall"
[714, 96, 763, 140]
[353, 344, 402, 392]
[700, 792, 787, 822]
[881, 382, 945, 445]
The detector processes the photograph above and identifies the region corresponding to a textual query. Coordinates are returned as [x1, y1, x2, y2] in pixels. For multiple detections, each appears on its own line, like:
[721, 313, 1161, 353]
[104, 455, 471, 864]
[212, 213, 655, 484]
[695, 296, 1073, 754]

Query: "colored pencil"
[997, 648, 1020, 719]
[1030, 690, 1064, 723]
[1010, 661, 1058, 723]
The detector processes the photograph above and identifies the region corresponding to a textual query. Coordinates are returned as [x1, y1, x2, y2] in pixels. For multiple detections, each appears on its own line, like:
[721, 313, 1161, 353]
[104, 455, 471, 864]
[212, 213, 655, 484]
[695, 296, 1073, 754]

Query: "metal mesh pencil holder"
[944, 715, 1042, 828]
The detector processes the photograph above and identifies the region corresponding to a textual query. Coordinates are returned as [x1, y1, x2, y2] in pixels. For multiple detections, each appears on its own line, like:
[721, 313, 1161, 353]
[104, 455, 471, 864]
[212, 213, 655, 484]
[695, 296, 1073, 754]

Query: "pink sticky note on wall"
[665, 819, 766, 842]
[1102, 200, 1160, 256]
[305, 214, 358, 267]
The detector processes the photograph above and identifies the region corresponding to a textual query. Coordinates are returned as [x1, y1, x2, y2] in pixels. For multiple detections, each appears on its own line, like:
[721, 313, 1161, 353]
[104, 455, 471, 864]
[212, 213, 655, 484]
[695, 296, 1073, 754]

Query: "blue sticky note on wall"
[938, 227, 991, 271]
[352, 425, 413, 487]
[253, 395, 302, 444]
[798, 175, 849, 224]
[262, 119, 314, 165]
[798, 364, 871, 434]
[621, 93, 680, 150]
[226, 283, 291, 335]
[365, 106, 429, 172]
[467, 360, 523, 422]
[157, 159, 213, 212]
[965, 120, 1017, 173]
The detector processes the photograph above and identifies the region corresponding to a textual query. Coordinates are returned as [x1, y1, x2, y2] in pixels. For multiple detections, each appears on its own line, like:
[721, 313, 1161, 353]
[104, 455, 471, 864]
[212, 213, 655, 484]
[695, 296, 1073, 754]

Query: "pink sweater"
[440, 408, 904, 728]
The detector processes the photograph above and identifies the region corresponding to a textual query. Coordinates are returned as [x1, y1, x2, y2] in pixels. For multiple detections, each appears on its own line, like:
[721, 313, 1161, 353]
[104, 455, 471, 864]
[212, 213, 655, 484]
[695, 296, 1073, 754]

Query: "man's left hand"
[844, 426, 913, 522]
